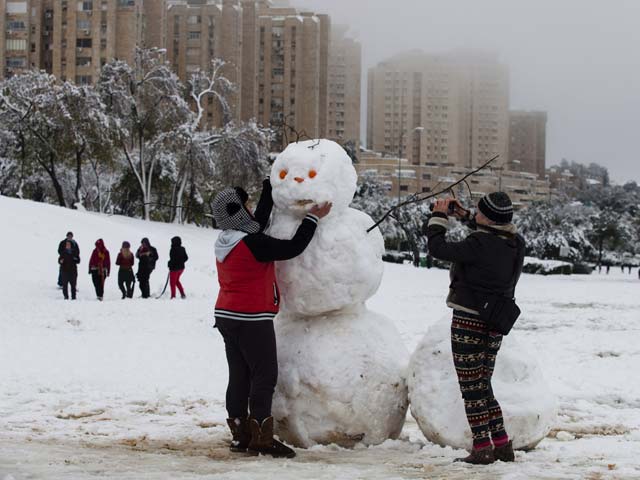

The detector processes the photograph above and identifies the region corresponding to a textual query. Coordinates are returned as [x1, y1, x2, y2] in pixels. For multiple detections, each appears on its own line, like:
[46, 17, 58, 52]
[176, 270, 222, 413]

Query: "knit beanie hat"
[212, 187, 260, 233]
[478, 192, 513, 224]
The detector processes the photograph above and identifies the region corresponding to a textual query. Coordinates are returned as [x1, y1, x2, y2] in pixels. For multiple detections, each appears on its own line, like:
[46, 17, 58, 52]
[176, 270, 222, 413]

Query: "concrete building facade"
[509, 110, 547, 178]
[327, 24, 361, 149]
[1, 0, 44, 79]
[367, 51, 510, 172]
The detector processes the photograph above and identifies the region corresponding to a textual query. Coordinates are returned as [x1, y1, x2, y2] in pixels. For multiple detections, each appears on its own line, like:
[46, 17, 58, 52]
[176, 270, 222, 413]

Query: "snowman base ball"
[273, 306, 410, 448]
[407, 316, 557, 451]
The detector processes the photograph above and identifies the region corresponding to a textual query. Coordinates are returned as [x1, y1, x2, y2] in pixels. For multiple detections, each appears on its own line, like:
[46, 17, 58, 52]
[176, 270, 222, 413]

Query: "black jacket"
[168, 238, 189, 271]
[136, 245, 159, 274]
[426, 212, 525, 313]
[58, 239, 79, 257]
[242, 178, 318, 263]
[59, 249, 80, 274]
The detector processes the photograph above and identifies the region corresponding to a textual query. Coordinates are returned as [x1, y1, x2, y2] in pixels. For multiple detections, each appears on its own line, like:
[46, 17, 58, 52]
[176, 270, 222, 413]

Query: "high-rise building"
[0, 0, 44, 79]
[252, 3, 329, 148]
[509, 110, 547, 178]
[367, 51, 510, 178]
[327, 24, 361, 149]
[167, 0, 243, 126]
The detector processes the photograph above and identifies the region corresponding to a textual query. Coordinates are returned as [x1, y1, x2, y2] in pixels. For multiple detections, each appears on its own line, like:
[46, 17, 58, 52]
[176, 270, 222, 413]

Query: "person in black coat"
[58, 239, 80, 300]
[168, 236, 188, 299]
[426, 192, 525, 465]
[136, 237, 158, 298]
[57, 231, 79, 287]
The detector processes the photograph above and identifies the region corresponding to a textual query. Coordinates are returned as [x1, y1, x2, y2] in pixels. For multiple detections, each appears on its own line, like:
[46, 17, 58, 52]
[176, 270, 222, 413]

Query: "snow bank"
[408, 315, 557, 451]
[273, 306, 409, 448]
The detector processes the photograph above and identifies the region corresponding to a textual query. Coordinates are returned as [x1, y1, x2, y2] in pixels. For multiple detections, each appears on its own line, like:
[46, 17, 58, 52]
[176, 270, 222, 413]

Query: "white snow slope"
[1, 195, 639, 480]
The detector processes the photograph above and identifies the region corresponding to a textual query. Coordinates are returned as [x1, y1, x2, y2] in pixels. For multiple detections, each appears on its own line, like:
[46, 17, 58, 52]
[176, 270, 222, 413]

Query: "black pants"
[215, 317, 278, 423]
[91, 271, 105, 298]
[118, 269, 135, 298]
[61, 271, 77, 299]
[137, 271, 151, 298]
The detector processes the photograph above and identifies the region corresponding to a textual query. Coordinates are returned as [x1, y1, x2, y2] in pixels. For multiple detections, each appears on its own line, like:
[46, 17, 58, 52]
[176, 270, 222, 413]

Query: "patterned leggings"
[451, 310, 509, 449]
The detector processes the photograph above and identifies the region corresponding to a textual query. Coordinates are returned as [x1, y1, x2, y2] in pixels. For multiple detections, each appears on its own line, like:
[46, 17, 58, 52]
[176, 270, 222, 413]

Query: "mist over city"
[1, 1, 639, 479]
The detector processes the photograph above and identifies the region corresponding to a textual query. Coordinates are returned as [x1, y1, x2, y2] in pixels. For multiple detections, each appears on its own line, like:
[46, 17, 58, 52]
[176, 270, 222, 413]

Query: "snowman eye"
[308, 170, 317, 179]
[279, 169, 288, 180]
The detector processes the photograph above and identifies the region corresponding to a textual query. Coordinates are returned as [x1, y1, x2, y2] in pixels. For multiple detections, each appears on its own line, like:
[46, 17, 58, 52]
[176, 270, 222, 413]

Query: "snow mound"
[270, 139, 357, 212]
[273, 307, 409, 448]
[269, 208, 384, 315]
[408, 316, 557, 451]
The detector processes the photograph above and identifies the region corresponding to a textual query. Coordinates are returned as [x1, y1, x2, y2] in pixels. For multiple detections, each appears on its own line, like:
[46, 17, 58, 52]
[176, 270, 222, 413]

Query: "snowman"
[267, 139, 409, 448]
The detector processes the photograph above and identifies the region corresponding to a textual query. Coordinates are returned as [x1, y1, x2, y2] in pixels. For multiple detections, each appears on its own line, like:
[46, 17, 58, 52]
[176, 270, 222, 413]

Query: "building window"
[187, 15, 201, 25]
[6, 21, 27, 31]
[117, 0, 135, 6]
[188, 31, 200, 40]
[78, 1, 93, 11]
[5, 39, 27, 51]
[76, 38, 92, 48]
[75, 75, 93, 85]
[76, 57, 92, 67]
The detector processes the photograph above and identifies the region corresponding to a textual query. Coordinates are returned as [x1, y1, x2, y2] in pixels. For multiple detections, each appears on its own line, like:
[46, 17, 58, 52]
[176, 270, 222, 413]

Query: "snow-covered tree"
[97, 48, 194, 220]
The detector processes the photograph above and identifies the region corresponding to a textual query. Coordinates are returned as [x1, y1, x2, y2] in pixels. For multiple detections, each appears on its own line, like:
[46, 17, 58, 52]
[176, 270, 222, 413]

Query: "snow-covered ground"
[1, 195, 639, 480]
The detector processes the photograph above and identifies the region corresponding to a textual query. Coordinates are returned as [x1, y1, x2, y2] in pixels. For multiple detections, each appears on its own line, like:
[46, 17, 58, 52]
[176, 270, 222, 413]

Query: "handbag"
[477, 234, 524, 335]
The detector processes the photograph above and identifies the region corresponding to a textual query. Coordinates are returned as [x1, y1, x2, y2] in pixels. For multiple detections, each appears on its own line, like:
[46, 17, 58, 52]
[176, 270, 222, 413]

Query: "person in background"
[116, 241, 135, 299]
[426, 192, 525, 465]
[212, 178, 332, 459]
[136, 237, 158, 299]
[57, 231, 79, 287]
[168, 236, 188, 299]
[58, 240, 80, 300]
[88, 239, 110, 301]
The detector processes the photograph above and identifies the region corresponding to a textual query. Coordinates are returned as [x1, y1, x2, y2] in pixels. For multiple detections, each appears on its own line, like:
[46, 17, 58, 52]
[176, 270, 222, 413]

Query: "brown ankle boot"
[454, 445, 495, 465]
[248, 417, 296, 458]
[494, 440, 515, 462]
[226, 417, 250, 452]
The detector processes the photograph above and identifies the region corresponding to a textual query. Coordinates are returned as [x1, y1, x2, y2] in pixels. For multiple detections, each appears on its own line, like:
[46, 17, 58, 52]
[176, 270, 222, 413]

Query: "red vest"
[215, 240, 279, 321]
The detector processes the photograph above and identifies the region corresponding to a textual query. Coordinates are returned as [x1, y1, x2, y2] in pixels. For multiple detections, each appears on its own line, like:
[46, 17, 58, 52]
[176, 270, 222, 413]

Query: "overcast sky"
[291, 0, 640, 183]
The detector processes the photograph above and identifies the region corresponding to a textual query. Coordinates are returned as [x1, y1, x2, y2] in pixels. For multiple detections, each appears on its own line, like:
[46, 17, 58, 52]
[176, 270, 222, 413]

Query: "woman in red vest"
[212, 178, 331, 459]
[88, 239, 111, 301]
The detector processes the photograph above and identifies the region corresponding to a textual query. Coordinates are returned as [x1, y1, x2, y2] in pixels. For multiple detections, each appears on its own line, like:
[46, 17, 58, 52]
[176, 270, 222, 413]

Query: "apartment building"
[367, 51, 509, 171]
[254, 3, 329, 148]
[509, 110, 547, 178]
[327, 24, 360, 148]
[167, 0, 242, 126]
[0, 0, 44, 79]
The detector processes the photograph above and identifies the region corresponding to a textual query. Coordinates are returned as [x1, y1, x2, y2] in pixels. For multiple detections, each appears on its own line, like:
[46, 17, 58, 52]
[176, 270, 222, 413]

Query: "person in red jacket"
[212, 178, 331, 459]
[116, 241, 135, 299]
[88, 239, 110, 301]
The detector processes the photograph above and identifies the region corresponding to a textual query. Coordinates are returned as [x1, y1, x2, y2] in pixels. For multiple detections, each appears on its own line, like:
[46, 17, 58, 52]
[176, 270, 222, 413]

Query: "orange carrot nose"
[294, 177, 305, 183]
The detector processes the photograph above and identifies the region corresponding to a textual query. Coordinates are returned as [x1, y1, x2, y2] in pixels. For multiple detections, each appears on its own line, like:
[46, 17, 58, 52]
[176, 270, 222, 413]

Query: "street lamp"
[396, 126, 424, 252]
[497, 159, 520, 191]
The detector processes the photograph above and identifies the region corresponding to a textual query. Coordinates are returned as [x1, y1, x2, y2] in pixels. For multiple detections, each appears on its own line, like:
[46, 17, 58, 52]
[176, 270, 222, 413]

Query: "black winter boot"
[226, 418, 251, 453]
[248, 417, 296, 458]
[454, 445, 495, 465]
[494, 440, 515, 462]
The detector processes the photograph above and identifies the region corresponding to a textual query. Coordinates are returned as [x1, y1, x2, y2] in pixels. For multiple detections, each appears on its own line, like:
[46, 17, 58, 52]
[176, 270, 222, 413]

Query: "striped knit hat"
[478, 191, 513, 225]
[212, 187, 261, 233]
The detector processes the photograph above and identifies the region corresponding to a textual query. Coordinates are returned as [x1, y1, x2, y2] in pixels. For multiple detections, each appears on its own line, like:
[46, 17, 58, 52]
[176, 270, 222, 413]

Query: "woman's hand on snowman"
[309, 202, 332, 219]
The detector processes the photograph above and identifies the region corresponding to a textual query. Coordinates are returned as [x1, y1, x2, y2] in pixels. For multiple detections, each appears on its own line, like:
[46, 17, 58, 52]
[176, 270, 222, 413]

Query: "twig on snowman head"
[366, 154, 500, 233]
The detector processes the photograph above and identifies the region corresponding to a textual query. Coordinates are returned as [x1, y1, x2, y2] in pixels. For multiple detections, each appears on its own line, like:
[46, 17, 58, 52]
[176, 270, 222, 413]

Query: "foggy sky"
[292, 0, 640, 183]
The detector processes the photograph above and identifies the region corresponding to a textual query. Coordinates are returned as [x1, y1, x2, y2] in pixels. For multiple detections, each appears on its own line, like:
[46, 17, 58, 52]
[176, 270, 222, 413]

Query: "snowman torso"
[268, 139, 385, 316]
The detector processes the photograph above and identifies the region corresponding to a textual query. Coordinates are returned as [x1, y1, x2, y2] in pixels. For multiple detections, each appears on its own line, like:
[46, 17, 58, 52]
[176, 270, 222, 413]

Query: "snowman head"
[270, 139, 357, 213]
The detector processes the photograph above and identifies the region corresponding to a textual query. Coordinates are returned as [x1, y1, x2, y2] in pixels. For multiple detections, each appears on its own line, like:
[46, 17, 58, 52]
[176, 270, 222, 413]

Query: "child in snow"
[168, 236, 188, 299]
[212, 178, 331, 458]
[426, 192, 525, 465]
[58, 240, 80, 300]
[116, 241, 135, 299]
[88, 239, 111, 301]
[136, 238, 158, 298]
